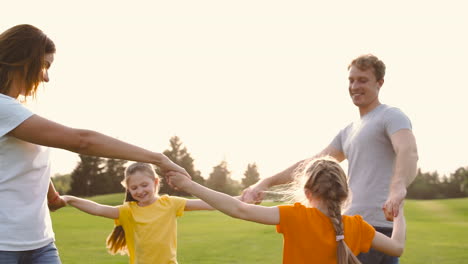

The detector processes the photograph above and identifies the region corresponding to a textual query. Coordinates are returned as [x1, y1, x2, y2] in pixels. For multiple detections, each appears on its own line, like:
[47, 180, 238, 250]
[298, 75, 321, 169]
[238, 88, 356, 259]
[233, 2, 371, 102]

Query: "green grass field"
[52, 194, 468, 263]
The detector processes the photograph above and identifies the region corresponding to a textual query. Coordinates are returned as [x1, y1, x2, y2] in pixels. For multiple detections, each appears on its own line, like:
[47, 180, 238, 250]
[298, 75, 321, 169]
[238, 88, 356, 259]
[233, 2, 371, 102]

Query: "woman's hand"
[157, 155, 190, 178]
[48, 195, 67, 212]
[157, 155, 192, 189]
[166, 171, 193, 191]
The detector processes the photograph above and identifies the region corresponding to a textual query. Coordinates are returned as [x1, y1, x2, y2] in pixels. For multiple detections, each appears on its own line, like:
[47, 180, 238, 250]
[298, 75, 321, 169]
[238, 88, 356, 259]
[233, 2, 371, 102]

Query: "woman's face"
[9, 53, 55, 98]
[41, 53, 55, 83]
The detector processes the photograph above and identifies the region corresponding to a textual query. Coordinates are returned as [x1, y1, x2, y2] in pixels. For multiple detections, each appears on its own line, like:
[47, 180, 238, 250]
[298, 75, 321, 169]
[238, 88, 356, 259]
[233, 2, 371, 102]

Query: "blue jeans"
[358, 226, 399, 264]
[0, 242, 61, 264]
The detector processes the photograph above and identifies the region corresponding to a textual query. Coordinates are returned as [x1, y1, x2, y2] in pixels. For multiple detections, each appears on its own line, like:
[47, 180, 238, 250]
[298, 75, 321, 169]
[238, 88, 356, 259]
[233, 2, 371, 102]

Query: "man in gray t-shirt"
[242, 54, 418, 264]
[331, 105, 412, 228]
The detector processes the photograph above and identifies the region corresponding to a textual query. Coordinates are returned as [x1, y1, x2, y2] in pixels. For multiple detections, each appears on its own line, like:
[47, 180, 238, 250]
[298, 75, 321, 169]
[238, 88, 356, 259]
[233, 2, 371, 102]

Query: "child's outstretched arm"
[184, 196, 240, 211]
[370, 206, 406, 257]
[167, 172, 279, 225]
[62, 195, 119, 219]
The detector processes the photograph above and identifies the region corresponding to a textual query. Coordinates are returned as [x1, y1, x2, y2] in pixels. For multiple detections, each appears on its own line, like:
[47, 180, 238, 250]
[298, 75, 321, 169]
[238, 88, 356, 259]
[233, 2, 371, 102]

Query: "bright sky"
[2, 0, 467, 180]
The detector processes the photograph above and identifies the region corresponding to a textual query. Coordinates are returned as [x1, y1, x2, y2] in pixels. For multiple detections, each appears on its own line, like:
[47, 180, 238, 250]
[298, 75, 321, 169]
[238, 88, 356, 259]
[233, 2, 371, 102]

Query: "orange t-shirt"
[276, 203, 375, 264]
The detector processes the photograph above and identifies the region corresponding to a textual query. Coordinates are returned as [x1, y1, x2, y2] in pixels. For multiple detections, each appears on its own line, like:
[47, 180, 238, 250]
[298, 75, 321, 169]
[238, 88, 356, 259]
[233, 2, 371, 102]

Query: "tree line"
[52, 136, 468, 200]
[406, 168, 468, 199]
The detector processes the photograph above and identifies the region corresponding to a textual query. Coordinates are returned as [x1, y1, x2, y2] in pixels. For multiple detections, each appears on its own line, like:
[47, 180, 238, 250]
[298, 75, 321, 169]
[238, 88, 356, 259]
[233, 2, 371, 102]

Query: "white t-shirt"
[0, 93, 55, 251]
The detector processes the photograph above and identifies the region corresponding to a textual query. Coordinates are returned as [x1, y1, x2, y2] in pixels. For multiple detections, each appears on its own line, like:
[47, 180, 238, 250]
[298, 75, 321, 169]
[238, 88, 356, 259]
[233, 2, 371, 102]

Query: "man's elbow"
[393, 245, 404, 257]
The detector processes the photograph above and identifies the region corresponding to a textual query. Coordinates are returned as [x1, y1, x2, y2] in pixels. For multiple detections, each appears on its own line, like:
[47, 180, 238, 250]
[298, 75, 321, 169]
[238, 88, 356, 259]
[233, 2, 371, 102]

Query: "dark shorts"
[357, 226, 399, 264]
[0, 242, 61, 264]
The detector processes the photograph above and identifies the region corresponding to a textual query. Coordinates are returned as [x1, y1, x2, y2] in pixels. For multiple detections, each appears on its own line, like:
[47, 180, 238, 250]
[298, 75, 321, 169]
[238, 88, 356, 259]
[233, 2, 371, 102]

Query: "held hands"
[383, 201, 405, 222]
[158, 156, 191, 180]
[240, 183, 266, 204]
[383, 185, 407, 221]
[48, 195, 67, 212]
[166, 171, 193, 191]
[61, 195, 73, 205]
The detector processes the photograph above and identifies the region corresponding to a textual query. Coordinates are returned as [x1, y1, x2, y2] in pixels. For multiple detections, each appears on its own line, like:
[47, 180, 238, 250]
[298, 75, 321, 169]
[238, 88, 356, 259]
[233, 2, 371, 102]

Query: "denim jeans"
[0, 242, 61, 264]
[357, 226, 399, 264]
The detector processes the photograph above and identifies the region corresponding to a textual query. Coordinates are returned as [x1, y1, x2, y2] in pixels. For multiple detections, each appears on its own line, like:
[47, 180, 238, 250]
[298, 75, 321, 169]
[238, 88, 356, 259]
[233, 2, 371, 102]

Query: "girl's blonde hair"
[293, 157, 361, 264]
[106, 162, 160, 255]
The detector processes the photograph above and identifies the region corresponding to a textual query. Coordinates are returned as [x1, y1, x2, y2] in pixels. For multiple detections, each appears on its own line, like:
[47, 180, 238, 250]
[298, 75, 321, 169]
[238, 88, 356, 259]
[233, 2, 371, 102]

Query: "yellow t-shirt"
[117, 195, 187, 264]
[276, 203, 376, 264]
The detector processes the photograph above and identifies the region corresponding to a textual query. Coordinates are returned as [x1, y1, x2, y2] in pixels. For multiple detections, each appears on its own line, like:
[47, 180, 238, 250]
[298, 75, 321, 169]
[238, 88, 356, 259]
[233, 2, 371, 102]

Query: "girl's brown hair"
[106, 162, 159, 255]
[0, 24, 55, 98]
[300, 157, 361, 264]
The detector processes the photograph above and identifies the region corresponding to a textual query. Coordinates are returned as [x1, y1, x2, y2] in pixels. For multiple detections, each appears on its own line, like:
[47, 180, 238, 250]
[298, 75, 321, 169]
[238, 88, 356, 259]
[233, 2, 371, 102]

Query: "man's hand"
[240, 183, 267, 204]
[383, 185, 407, 220]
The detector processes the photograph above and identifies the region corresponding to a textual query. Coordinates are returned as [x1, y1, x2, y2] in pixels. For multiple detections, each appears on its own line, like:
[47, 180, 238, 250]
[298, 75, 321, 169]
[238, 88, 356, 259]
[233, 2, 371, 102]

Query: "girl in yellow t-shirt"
[62, 162, 212, 264]
[167, 157, 407, 264]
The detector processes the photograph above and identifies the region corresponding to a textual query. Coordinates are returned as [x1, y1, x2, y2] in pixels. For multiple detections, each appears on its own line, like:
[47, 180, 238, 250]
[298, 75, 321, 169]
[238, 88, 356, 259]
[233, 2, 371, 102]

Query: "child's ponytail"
[327, 202, 361, 264]
[106, 225, 127, 255]
[336, 239, 361, 264]
[106, 189, 136, 255]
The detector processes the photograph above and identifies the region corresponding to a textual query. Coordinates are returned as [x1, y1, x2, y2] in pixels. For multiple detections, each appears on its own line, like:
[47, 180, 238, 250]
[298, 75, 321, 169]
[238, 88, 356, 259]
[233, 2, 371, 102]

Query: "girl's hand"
[166, 171, 192, 191]
[383, 185, 406, 220]
[61, 195, 72, 204]
[240, 181, 267, 204]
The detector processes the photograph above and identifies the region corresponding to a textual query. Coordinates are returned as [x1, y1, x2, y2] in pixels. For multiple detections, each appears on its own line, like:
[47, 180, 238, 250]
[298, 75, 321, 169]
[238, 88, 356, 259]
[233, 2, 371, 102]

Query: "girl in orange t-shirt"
[167, 157, 406, 264]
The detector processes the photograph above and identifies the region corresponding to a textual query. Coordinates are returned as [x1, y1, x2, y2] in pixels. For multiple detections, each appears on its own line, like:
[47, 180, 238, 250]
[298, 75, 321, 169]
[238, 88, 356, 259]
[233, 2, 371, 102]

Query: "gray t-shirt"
[331, 104, 412, 228]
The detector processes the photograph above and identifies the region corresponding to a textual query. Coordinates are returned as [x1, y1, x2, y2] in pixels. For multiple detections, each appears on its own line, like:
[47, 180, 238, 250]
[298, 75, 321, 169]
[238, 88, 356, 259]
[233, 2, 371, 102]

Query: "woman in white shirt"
[0, 24, 187, 264]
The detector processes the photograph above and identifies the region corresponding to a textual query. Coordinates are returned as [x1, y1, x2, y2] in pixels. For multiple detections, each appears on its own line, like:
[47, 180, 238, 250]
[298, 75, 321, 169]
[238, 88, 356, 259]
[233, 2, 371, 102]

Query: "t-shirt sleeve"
[276, 204, 295, 234]
[383, 107, 412, 136]
[117, 203, 131, 226]
[330, 130, 343, 152]
[359, 217, 376, 253]
[0, 97, 33, 137]
[169, 196, 187, 217]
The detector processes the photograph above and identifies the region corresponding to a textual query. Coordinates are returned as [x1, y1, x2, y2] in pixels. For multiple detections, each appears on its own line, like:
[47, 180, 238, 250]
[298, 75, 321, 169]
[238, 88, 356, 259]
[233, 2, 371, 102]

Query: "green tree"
[407, 169, 442, 199]
[69, 155, 104, 196]
[100, 158, 127, 194]
[206, 160, 241, 195]
[241, 163, 260, 188]
[160, 136, 205, 195]
[449, 167, 468, 197]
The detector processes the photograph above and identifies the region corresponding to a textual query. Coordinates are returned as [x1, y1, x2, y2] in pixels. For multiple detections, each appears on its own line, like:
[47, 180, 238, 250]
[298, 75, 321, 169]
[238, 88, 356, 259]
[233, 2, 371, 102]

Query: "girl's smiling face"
[127, 171, 159, 206]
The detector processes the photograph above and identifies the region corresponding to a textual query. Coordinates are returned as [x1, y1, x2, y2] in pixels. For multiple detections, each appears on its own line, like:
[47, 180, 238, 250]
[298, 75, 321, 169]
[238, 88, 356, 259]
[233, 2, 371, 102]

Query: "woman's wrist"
[48, 191, 60, 204]
[153, 152, 168, 167]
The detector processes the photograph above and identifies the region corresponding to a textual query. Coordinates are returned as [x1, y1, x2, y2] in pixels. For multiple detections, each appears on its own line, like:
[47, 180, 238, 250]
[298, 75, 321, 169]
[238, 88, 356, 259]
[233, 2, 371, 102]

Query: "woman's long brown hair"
[0, 24, 55, 98]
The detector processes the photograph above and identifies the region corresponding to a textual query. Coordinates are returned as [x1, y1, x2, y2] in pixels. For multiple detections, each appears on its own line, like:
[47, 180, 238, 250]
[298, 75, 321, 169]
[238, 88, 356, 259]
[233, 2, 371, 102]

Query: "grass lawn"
[401, 198, 468, 264]
[52, 194, 468, 263]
